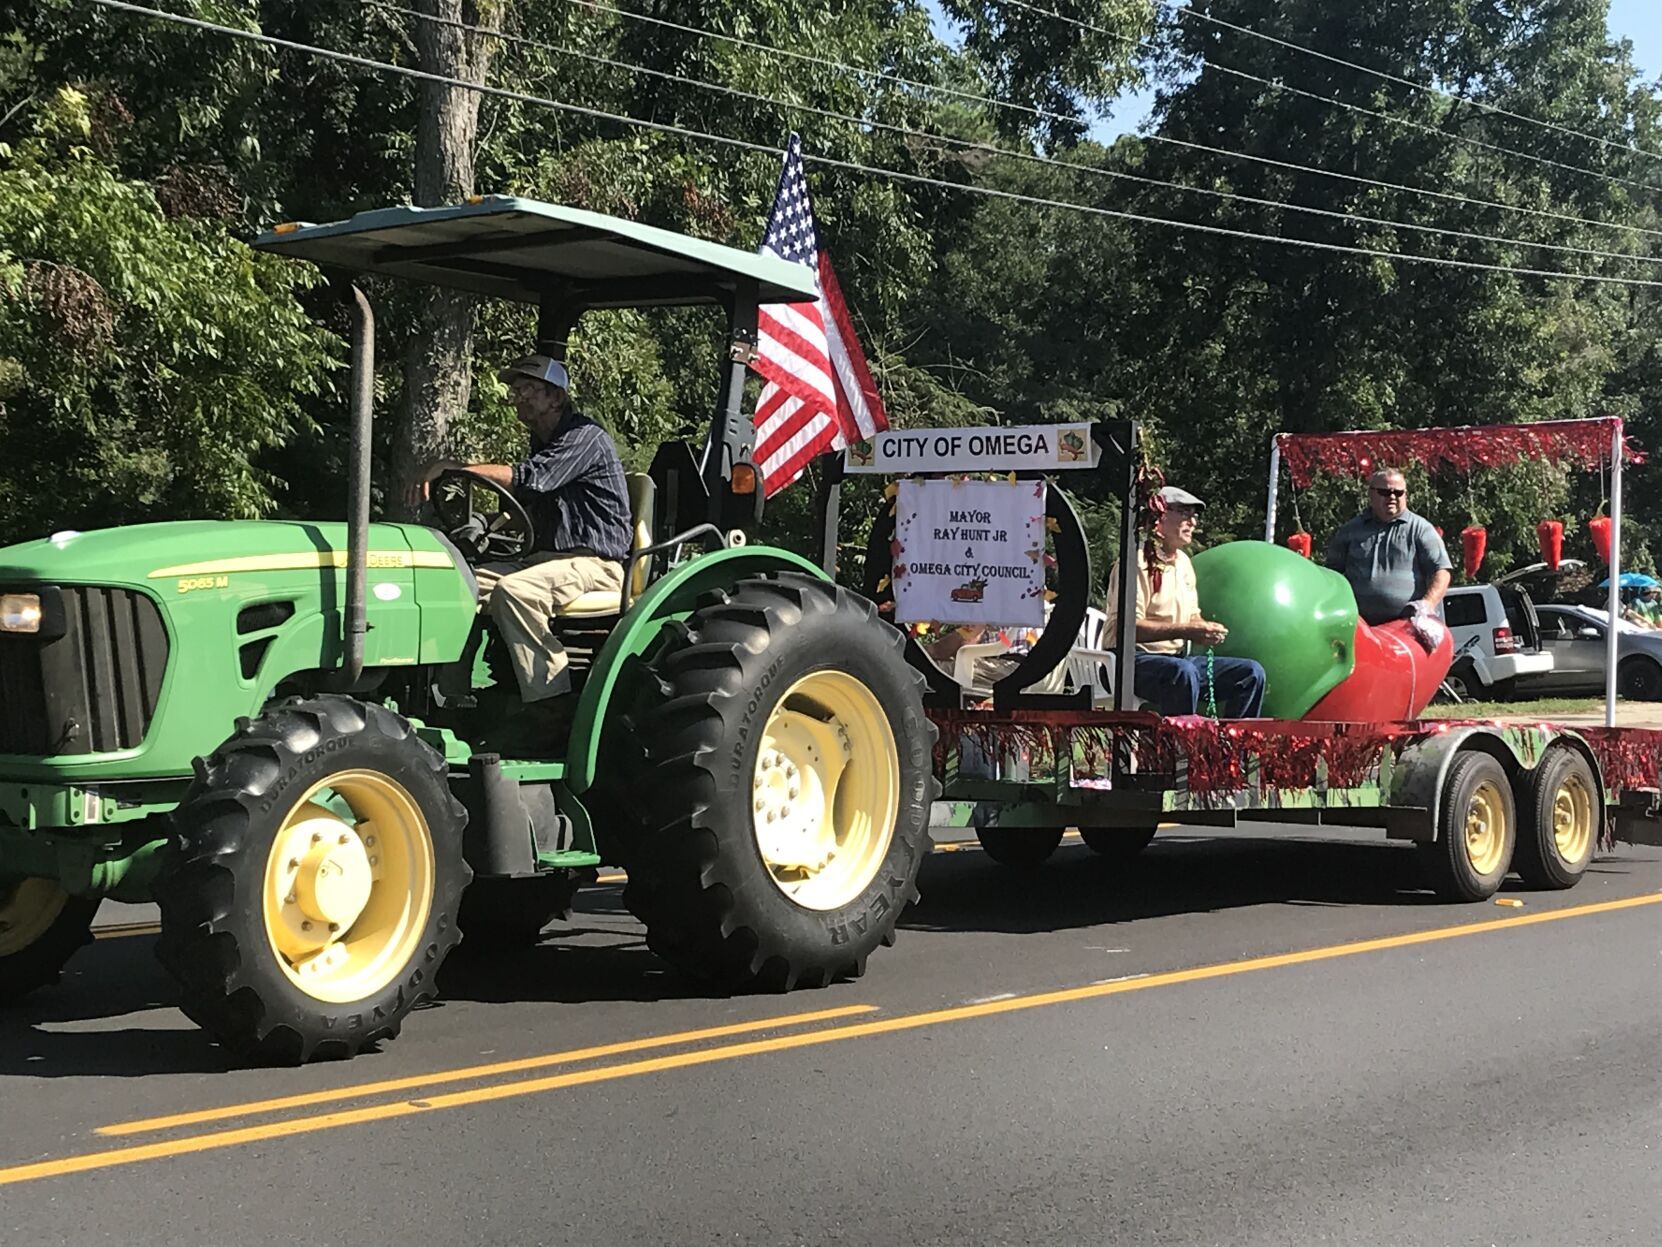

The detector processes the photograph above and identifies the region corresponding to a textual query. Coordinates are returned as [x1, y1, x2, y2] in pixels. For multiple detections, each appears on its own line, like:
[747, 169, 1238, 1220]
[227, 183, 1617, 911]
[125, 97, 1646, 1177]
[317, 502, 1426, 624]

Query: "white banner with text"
[892, 478, 1047, 627]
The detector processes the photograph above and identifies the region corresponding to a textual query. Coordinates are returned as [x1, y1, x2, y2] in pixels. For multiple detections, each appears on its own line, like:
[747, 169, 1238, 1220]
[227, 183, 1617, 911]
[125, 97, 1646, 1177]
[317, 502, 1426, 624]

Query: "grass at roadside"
[1422, 697, 1605, 721]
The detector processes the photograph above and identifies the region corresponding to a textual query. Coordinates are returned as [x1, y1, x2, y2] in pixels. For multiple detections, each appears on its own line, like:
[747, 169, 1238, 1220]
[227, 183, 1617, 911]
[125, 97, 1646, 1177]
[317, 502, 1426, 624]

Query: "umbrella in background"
[1599, 572, 1661, 590]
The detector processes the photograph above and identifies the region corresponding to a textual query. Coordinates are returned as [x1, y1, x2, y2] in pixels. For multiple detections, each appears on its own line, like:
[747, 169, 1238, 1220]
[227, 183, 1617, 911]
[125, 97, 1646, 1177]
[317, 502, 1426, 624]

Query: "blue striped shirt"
[510, 410, 632, 563]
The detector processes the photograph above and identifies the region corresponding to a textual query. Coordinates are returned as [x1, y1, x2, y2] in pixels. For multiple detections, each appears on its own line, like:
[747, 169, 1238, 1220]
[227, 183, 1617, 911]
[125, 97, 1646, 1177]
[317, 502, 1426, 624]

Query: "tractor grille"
[0, 587, 169, 756]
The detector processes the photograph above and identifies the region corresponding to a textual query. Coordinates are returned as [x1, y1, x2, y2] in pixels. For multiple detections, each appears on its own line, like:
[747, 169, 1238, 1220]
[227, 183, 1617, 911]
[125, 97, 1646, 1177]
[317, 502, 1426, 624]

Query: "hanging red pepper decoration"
[1285, 531, 1313, 559]
[1536, 520, 1564, 571]
[1461, 525, 1488, 576]
[1589, 513, 1614, 565]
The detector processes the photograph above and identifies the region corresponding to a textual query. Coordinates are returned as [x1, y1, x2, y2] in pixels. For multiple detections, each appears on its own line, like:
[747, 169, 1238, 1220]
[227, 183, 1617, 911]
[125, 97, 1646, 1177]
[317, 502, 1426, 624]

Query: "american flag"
[751, 134, 889, 496]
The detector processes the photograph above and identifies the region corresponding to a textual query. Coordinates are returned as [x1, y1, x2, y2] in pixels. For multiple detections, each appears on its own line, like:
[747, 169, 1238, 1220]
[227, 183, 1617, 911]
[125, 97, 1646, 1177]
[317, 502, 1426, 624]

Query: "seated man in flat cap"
[418, 355, 631, 728]
[1104, 486, 1266, 718]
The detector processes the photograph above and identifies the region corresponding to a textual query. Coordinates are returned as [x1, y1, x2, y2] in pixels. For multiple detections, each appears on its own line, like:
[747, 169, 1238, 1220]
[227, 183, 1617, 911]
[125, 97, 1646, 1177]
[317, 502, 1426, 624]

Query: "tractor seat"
[552, 472, 655, 617]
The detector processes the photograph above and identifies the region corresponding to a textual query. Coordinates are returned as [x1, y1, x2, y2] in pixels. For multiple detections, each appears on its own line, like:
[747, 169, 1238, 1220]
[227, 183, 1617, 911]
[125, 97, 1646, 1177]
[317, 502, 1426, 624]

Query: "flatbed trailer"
[927, 708, 1662, 898]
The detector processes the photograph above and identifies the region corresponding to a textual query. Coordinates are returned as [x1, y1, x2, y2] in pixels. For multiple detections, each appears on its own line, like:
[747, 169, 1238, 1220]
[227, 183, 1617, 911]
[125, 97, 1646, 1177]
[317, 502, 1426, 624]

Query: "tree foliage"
[1, 0, 1659, 583]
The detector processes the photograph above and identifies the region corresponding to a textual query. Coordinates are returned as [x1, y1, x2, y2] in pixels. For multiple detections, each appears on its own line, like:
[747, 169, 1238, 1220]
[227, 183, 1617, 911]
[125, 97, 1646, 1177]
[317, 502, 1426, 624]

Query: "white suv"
[1439, 584, 1554, 700]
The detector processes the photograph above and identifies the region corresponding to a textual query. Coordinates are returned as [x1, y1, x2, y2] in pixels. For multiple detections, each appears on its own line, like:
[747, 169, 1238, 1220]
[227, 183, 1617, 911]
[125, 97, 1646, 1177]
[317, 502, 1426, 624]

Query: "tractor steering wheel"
[428, 468, 536, 565]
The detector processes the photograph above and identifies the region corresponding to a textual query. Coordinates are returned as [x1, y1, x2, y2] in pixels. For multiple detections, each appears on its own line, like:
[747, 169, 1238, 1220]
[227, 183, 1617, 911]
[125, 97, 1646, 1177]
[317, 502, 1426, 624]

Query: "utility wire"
[1000, 0, 1662, 196]
[81, 0, 1662, 290]
[547, 0, 1662, 243]
[1159, 0, 1662, 165]
[374, 0, 1662, 271]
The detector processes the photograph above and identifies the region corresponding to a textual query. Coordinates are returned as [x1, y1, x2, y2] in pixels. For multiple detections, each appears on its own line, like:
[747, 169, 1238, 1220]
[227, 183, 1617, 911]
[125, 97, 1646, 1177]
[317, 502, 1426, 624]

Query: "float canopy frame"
[1264, 418, 1628, 727]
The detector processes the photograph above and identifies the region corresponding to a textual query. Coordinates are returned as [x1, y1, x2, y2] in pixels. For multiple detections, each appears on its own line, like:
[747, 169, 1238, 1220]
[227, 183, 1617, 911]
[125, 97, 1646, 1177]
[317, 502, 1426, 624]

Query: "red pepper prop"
[1589, 514, 1614, 564]
[1285, 531, 1313, 559]
[1536, 520, 1563, 571]
[1462, 525, 1487, 577]
[1305, 618, 1453, 721]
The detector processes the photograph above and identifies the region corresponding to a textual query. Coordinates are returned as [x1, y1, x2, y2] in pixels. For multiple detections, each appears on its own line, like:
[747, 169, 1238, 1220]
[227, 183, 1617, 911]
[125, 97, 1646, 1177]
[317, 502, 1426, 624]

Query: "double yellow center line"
[7, 890, 1657, 1189]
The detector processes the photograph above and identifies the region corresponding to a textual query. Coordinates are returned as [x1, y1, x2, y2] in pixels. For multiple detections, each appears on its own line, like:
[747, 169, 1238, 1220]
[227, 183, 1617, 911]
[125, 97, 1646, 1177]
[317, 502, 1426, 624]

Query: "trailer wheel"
[1419, 751, 1516, 901]
[0, 877, 99, 1004]
[156, 697, 470, 1064]
[456, 872, 584, 949]
[1079, 826, 1158, 861]
[601, 574, 934, 991]
[976, 827, 1064, 867]
[1512, 748, 1599, 890]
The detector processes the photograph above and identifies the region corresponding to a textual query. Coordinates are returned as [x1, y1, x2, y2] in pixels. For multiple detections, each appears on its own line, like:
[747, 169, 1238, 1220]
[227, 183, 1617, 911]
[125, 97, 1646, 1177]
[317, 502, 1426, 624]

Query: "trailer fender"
[1386, 726, 1533, 842]
[564, 546, 829, 795]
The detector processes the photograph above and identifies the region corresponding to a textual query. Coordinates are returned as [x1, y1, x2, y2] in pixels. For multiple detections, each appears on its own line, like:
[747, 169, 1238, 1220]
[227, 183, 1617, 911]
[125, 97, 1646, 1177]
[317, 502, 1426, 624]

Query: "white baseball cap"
[1159, 485, 1205, 510]
[498, 354, 570, 391]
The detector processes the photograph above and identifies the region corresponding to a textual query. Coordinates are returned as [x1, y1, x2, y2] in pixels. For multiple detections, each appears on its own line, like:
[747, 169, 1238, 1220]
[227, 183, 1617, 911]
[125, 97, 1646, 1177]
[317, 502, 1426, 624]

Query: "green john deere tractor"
[0, 196, 934, 1063]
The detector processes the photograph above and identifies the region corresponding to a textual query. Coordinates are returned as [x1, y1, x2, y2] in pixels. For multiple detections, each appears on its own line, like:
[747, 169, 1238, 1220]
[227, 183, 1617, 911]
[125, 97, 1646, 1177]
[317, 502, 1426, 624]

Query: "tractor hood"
[0, 520, 453, 587]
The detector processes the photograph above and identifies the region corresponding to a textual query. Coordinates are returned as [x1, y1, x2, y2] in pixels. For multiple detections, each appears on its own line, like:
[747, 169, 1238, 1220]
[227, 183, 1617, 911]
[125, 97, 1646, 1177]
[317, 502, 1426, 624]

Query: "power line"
[550, 0, 1662, 243]
[1160, 0, 1662, 166]
[79, 0, 1662, 291]
[1000, 0, 1662, 196]
[375, 0, 1662, 271]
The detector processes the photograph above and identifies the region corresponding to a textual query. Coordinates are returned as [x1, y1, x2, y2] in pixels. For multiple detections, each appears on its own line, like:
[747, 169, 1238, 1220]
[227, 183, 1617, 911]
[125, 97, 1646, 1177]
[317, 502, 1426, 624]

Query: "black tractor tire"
[1418, 750, 1516, 902]
[456, 872, 585, 950]
[976, 826, 1064, 867]
[156, 696, 470, 1064]
[1618, 656, 1662, 701]
[1512, 748, 1600, 891]
[598, 573, 935, 991]
[0, 877, 100, 1004]
[1079, 825, 1159, 861]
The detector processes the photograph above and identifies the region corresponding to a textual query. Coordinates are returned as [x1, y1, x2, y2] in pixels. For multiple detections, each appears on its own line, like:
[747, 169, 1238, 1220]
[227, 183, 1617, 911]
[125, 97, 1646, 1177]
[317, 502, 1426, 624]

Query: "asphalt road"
[4, 826, 1660, 1246]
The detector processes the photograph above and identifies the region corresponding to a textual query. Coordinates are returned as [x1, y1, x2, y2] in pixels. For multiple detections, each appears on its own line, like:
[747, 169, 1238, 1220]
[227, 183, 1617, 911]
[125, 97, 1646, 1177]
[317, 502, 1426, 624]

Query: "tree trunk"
[390, 0, 498, 519]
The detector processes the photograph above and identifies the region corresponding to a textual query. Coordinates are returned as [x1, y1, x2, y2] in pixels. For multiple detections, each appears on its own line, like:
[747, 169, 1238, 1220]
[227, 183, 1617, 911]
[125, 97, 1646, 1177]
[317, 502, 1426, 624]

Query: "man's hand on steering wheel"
[424, 465, 536, 565]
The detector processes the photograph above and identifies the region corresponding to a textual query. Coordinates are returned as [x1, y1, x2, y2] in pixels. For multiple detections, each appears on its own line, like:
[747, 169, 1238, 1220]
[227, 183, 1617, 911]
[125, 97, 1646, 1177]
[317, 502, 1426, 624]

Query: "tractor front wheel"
[603, 574, 934, 990]
[0, 876, 99, 1004]
[156, 697, 470, 1064]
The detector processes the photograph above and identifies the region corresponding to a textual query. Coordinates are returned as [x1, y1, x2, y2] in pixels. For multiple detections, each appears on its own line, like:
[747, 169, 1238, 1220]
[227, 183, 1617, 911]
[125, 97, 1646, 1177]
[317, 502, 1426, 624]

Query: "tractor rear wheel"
[156, 697, 470, 1064]
[0, 876, 99, 1004]
[601, 573, 934, 990]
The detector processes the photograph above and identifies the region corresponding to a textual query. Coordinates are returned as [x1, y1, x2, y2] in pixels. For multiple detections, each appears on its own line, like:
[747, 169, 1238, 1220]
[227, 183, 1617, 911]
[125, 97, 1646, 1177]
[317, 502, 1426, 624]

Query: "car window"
[1441, 593, 1488, 628]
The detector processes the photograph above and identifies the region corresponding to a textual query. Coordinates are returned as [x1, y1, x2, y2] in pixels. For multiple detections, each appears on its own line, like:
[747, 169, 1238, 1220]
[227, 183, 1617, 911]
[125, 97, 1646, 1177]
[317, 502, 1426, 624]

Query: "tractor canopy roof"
[253, 195, 820, 309]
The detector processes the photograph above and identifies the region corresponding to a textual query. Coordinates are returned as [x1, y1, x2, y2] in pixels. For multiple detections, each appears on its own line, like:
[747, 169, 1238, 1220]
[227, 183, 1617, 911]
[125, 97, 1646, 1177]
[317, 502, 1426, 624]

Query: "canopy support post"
[1264, 437, 1282, 543]
[1605, 420, 1624, 728]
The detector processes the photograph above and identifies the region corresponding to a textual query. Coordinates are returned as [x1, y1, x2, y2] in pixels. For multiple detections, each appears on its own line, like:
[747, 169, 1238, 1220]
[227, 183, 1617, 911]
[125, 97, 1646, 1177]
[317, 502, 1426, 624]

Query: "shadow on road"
[904, 835, 1444, 935]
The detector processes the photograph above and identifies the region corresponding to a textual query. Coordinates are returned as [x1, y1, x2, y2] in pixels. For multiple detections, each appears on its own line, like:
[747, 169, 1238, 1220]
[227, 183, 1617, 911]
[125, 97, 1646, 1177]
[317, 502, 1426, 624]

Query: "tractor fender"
[564, 546, 829, 794]
[1386, 724, 1604, 842]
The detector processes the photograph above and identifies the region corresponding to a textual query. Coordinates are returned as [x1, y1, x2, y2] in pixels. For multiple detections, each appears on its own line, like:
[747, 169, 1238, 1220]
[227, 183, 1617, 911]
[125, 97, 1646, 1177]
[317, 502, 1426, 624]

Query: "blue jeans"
[1133, 653, 1267, 718]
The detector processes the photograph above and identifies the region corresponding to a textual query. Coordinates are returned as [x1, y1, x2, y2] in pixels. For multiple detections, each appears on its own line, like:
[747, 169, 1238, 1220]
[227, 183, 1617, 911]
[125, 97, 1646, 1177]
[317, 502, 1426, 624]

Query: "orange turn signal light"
[730, 464, 759, 495]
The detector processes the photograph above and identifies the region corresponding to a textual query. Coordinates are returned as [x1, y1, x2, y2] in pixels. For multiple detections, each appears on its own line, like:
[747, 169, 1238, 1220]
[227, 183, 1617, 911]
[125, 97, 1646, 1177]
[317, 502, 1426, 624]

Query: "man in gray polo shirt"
[1324, 468, 1452, 628]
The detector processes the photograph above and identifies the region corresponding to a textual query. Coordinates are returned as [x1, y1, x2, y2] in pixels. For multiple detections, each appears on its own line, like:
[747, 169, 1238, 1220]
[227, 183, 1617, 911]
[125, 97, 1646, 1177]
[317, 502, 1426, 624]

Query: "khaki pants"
[476, 553, 624, 702]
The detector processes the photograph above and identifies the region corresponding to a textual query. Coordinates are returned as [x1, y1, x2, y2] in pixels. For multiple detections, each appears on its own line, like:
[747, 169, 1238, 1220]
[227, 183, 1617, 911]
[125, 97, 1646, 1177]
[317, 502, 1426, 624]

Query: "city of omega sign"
[844, 423, 1097, 474]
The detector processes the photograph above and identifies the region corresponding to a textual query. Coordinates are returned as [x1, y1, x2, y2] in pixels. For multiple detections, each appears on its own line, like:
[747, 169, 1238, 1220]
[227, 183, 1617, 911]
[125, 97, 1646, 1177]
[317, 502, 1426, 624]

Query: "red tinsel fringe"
[930, 711, 1662, 812]
[1276, 420, 1642, 489]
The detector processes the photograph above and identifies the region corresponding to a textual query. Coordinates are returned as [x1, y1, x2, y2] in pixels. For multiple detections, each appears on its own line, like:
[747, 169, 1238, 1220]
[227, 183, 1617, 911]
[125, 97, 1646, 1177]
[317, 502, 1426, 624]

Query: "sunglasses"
[1372, 488, 1406, 499]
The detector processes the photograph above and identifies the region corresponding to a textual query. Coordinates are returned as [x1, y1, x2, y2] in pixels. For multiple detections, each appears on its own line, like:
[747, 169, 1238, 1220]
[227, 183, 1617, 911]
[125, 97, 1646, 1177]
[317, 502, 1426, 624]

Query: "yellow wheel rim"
[262, 769, 435, 1004]
[0, 877, 70, 958]
[751, 670, 901, 912]
[1464, 780, 1508, 877]
[1551, 771, 1595, 866]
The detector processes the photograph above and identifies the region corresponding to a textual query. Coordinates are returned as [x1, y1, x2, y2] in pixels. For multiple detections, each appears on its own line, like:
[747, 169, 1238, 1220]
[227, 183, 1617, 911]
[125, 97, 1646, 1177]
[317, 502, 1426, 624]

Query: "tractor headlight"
[0, 593, 42, 633]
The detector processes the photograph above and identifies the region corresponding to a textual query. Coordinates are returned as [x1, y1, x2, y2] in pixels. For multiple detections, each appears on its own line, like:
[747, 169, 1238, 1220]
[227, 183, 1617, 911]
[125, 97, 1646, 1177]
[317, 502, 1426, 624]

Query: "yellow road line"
[8, 890, 1656, 1189]
[99, 1003, 877, 1137]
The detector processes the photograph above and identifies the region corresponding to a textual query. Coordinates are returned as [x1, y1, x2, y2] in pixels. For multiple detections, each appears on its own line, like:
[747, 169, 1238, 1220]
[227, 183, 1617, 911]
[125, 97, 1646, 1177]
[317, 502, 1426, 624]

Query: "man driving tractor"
[417, 354, 632, 728]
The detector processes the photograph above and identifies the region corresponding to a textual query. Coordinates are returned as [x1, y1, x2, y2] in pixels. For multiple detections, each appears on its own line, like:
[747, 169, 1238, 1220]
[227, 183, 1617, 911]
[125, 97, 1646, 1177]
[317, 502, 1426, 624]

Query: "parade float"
[832, 416, 1662, 902]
